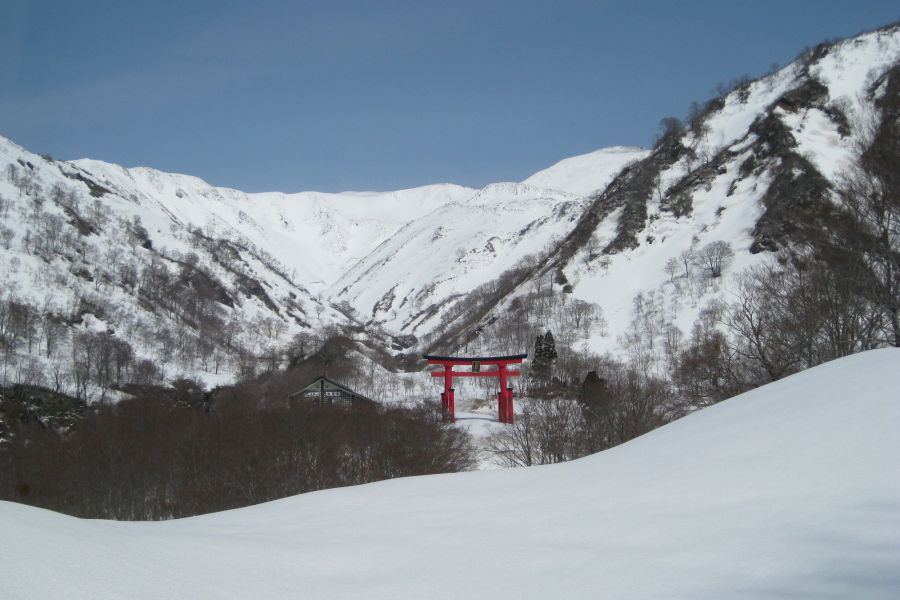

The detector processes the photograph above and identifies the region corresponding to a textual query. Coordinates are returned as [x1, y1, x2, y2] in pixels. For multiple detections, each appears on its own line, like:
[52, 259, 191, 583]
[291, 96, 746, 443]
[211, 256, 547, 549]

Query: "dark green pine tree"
[532, 333, 547, 380]
[532, 330, 557, 381]
[542, 331, 558, 366]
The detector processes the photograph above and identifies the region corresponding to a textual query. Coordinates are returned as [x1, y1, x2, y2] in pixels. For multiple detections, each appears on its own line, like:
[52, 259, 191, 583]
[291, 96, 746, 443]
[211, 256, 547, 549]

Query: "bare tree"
[679, 248, 695, 279]
[695, 240, 735, 279]
[570, 299, 599, 338]
[487, 397, 586, 467]
[664, 256, 680, 282]
[0, 226, 14, 250]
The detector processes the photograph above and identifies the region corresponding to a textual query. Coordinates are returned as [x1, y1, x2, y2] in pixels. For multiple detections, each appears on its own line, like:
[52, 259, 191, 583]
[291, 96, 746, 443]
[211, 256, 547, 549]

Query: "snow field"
[1, 349, 897, 599]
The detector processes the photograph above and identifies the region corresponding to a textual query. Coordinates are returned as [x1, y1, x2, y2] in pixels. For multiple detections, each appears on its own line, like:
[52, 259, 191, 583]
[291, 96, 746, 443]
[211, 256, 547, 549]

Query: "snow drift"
[2, 349, 898, 599]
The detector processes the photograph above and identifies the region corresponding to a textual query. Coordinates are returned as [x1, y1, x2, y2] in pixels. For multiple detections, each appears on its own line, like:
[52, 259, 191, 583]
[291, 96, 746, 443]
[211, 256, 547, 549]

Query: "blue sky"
[1, 1, 897, 192]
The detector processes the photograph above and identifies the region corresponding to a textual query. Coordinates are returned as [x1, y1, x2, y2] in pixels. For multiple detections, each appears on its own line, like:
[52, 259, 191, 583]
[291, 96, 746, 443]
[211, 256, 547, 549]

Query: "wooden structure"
[423, 354, 526, 424]
[287, 376, 375, 408]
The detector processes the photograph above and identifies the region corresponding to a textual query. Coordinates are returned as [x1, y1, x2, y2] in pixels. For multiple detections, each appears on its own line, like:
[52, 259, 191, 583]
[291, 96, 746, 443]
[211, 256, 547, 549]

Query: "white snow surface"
[2, 349, 898, 599]
[331, 182, 588, 332]
[522, 146, 647, 196]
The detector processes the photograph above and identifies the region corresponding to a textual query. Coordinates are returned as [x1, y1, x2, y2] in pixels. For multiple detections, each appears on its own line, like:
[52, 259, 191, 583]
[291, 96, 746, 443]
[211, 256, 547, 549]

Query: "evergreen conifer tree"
[532, 330, 557, 381]
[542, 331, 558, 365]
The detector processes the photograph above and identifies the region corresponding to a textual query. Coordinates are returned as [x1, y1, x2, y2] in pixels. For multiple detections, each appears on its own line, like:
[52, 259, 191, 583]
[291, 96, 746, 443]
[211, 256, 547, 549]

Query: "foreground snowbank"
[2, 349, 898, 599]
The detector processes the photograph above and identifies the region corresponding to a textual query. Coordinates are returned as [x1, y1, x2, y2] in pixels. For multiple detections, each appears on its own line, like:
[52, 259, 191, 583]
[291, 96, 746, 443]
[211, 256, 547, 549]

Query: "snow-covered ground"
[2, 349, 897, 599]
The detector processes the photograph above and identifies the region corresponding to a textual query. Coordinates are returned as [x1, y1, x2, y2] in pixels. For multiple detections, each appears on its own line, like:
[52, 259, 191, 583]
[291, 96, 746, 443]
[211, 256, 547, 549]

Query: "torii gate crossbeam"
[424, 354, 527, 424]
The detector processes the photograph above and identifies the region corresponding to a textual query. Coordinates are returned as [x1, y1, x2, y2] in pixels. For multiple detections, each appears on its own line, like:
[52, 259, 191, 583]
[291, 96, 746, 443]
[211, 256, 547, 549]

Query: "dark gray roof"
[287, 376, 376, 403]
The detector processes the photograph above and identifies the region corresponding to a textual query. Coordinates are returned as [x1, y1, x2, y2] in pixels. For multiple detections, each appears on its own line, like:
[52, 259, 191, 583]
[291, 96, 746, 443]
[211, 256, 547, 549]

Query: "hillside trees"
[0, 301, 41, 382]
[487, 193, 895, 467]
[489, 356, 676, 467]
[619, 292, 666, 377]
[603, 370, 671, 446]
[0, 175, 305, 395]
[41, 313, 68, 359]
[0, 385, 86, 441]
[0, 226, 13, 250]
[0, 390, 476, 520]
[726, 248, 887, 386]
[672, 303, 739, 406]
[428, 251, 607, 394]
[833, 108, 900, 347]
[487, 396, 585, 467]
[657, 117, 685, 146]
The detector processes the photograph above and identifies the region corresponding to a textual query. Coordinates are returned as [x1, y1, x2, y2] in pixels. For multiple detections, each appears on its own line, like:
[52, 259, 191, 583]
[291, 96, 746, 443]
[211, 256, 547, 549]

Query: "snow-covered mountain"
[1, 23, 898, 388]
[331, 147, 646, 336]
[451, 23, 900, 357]
[0, 125, 644, 386]
[64, 158, 477, 292]
[2, 348, 897, 598]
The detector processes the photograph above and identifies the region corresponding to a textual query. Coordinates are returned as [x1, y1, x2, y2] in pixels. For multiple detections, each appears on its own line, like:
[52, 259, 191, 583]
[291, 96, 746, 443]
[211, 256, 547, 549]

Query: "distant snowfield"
[3, 349, 898, 599]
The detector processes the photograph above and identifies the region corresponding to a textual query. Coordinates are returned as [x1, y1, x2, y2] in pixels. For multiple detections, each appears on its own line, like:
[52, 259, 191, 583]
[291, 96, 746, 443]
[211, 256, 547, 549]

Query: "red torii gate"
[424, 354, 527, 424]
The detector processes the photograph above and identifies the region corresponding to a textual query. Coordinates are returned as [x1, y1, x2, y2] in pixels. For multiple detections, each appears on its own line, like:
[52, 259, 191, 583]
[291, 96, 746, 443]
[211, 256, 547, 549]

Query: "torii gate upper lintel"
[423, 354, 527, 424]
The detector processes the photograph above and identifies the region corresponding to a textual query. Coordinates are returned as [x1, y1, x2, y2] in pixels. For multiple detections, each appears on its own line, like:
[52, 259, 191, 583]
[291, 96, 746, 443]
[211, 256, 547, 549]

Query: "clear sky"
[1, 1, 897, 193]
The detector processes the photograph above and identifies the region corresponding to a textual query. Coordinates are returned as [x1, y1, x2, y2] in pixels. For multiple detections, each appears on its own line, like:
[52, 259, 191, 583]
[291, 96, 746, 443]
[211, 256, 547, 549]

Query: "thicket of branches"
[488, 356, 675, 467]
[0, 385, 475, 520]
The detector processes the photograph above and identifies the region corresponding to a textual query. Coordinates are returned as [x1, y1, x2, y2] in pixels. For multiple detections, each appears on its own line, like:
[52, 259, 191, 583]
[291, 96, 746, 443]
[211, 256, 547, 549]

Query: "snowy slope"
[69, 158, 475, 291]
[331, 183, 591, 332]
[0, 135, 355, 386]
[329, 148, 647, 334]
[65, 143, 647, 298]
[331, 25, 900, 357]
[2, 349, 898, 599]
[522, 145, 647, 196]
